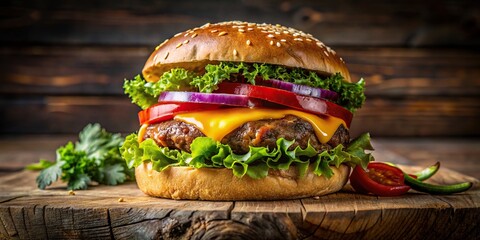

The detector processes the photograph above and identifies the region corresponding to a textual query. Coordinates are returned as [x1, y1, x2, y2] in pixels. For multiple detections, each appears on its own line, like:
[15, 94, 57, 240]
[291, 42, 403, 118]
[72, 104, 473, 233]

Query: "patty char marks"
[143, 120, 205, 153]
[143, 115, 349, 154]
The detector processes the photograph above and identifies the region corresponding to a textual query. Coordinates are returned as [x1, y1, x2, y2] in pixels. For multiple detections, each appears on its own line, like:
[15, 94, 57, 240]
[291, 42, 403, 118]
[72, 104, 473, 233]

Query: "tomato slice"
[350, 162, 411, 197]
[215, 83, 353, 127]
[138, 103, 221, 125]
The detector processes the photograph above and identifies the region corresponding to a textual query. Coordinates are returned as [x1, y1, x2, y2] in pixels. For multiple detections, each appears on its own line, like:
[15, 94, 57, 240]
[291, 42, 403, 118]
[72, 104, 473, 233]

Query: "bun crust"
[142, 21, 351, 83]
[135, 162, 350, 200]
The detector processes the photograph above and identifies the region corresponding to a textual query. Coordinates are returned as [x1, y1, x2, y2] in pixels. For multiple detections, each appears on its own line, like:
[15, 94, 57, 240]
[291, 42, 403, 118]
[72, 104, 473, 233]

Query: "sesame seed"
[203, 23, 211, 28]
[211, 29, 218, 33]
[267, 34, 275, 38]
[176, 43, 182, 48]
[248, 23, 256, 27]
[306, 38, 312, 42]
[183, 40, 189, 44]
[270, 40, 274, 45]
[155, 45, 161, 50]
[316, 42, 324, 48]
[247, 28, 253, 31]
[276, 42, 281, 47]
[283, 31, 289, 34]
[280, 39, 286, 42]
[275, 31, 280, 35]
[174, 32, 182, 37]
[161, 39, 169, 45]
[294, 38, 303, 41]
[232, 25, 239, 28]
[184, 33, 189, 37]
[164, 52, 169, 59]
[238, 25, 245, 28]
[261, 30, 268, 33]
[191, 33, 198, 38]
[118, 198, 125, 202]
[238, 29, 245, 33]
[246, 40, 251, 46]
[276, 24, 281, 27]
[233, 49, 238, 56]
[293, 33, 300, 37]
[323, 50, 329, 56]
[218, 31, 228, 36]
[68, 190, 75, 195]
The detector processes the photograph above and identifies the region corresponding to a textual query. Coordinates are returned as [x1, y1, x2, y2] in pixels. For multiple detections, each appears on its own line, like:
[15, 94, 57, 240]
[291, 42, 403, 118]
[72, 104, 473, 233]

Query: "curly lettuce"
[120, 132, 374, 179]
[123, 62, 366, 112]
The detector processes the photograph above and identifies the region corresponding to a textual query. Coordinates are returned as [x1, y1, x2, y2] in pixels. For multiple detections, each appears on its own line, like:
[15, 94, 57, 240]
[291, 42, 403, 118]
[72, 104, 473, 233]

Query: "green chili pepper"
[414, 162, 440, 181]
[404, 174, 473, 195]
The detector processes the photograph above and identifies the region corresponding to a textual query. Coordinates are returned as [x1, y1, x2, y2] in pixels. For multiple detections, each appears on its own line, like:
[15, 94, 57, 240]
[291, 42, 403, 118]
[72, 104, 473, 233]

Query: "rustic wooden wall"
[1, 0, 479, 137]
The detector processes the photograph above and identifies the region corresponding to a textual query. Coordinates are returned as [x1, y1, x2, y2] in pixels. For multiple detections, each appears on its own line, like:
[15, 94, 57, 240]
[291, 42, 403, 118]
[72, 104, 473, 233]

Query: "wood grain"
[0, 164, 478, 239]
[0, 46, 147, 95]
[375, 139, 480, 181]
[1, 1, 479, 138]
[0, 1, 478, 238]
[1, 0, 478, 46]
[0, 96, 140, 134]
[1, 46, 479, 97]
[1, 46, 479, 136]
[1, 136, 479, 179]
[1, 95, 478, 137]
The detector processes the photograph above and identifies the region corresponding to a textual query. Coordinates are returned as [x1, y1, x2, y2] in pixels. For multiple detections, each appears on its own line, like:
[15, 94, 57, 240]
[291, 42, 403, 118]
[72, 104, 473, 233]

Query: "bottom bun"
[135, 162, 350, 200]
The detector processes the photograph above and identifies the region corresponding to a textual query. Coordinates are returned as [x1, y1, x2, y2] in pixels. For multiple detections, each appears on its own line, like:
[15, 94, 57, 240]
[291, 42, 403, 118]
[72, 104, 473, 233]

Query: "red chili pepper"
[350, 162, 411, 197]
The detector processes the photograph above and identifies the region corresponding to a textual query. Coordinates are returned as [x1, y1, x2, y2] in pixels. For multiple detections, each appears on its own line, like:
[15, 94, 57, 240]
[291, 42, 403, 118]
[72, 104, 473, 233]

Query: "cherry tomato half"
[215, 83, 353, 127]
[350, 162, 411, 197]
[138, 102, 221, 125]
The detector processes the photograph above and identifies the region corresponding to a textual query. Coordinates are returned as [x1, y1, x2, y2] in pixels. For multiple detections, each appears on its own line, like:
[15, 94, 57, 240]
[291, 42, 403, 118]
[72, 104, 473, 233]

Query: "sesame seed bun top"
[142, 21, 351, 83]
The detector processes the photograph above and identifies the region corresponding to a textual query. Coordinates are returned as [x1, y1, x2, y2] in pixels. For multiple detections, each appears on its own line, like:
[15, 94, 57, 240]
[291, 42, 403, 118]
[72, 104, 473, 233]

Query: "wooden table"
[0, 136, 479, 239]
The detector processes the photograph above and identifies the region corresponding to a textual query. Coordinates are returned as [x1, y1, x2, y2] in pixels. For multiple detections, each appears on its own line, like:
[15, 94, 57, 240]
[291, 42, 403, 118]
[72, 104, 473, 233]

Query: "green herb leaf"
[98, 164, 127, 186]
[30, 124, 132, 190]
[67, 173, 91, 190]
[36, 161, 64, 190]
[26, 159, 55, 171]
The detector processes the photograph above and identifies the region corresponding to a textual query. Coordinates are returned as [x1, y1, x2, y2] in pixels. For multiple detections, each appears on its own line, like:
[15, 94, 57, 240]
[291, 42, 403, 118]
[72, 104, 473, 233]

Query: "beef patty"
[143, 115, 349, 154]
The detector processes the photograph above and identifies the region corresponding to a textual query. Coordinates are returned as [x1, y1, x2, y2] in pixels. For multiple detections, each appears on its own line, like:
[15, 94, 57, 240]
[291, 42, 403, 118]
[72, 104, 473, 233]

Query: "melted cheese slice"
[174, 108, 346, 143]
[137, 123, 149, 143]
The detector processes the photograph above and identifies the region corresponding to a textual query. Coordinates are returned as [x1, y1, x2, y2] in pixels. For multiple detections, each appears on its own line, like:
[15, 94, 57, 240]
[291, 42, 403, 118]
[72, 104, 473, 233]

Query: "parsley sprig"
[27, 123, 134, 190]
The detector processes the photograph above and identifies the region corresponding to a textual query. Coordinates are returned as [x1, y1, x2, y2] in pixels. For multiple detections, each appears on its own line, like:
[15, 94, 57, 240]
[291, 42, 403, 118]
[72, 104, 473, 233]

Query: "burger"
[120, 21, 373, 200]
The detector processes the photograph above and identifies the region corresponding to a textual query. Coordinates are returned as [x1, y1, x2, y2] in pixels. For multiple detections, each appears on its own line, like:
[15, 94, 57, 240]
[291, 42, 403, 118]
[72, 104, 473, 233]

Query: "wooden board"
[1, 0, 478, 46]
[1, 46, 479, 137]
[0, 152, 478, 239]
[2, 95, 479, 137]
[2, 46, 479, 97]
[1, 1, 480, 138]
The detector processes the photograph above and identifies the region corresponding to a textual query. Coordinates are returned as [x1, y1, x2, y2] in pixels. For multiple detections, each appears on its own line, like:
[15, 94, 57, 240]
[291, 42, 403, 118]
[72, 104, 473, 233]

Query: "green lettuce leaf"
[123, 75, 158, 110]
[123, 62, 366, 111]
[120, 132, 374, 179]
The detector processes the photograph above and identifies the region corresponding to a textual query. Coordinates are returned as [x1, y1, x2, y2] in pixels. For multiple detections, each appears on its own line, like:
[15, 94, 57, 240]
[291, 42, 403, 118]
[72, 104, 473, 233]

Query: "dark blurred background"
[1, 0, 479, 138]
